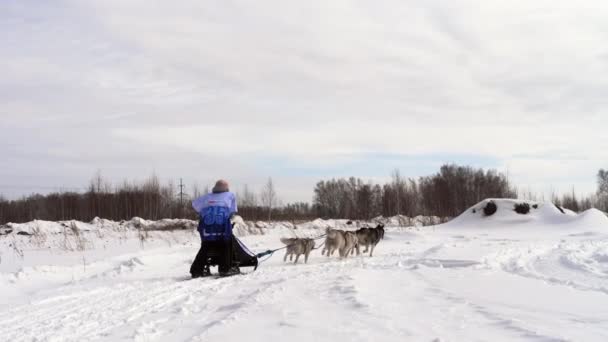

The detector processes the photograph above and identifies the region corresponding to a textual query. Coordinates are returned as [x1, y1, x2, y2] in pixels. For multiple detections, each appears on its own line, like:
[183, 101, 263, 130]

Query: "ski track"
[2, 228, 608, 341]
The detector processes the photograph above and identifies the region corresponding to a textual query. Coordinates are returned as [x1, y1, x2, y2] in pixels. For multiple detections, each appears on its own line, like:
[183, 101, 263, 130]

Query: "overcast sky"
[2, 0, 608, 202]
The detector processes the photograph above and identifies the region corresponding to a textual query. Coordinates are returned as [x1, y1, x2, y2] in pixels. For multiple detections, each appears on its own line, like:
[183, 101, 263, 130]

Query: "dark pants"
[190, 238, 233, 275]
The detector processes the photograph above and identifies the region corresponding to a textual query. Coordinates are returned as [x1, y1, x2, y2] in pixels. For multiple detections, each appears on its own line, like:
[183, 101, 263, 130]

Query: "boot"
[191, 265, 212, 279]
[219, 266, 240, 277]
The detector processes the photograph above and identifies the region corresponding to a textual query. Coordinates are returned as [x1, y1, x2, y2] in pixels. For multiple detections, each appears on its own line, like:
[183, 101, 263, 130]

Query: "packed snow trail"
[2, 231, 608, 341]
[2, 200, 608, 341]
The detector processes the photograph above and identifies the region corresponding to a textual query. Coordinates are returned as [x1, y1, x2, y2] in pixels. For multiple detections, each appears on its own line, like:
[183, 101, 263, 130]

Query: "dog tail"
[308, 239, 316, 249]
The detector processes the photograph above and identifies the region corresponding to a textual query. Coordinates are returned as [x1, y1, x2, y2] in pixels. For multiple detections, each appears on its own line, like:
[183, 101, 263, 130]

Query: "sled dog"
[340, 231, 358, 258]
[280, 237, 316, 264]
[322, 228, 346, 257]
[354, 224, 385, 257]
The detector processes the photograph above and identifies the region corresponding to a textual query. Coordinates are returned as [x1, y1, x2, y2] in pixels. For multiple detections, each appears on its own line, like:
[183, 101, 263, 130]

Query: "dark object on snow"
[514, 203, 531, 215]
[0, 228, 13, 235]
[17, 231, 32, 236]
[555, 204, 565, 214]
[472, 209, 477, 214]
[347, 220, 353, 225]
[191, 235, 258, 278]
[483, 201, 497, 216]
[532, 204, 539, 209]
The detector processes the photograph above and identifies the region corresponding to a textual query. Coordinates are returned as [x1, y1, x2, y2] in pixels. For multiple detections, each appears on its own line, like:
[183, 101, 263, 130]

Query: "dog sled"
[202, 236, 259, 272]
[234, 236, 259, 269]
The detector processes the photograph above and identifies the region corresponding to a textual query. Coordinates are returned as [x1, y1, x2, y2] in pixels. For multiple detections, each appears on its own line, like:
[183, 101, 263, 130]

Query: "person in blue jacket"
[190, 179, 238, 278]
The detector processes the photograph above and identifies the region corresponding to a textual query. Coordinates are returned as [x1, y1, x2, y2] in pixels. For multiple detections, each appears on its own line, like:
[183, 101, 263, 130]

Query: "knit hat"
[212, 179, 229, 193]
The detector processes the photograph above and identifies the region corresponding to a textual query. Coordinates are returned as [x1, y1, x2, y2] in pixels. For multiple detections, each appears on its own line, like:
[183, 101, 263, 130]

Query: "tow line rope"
[312, 241, 325, 250]
[255, 233, 327, 259]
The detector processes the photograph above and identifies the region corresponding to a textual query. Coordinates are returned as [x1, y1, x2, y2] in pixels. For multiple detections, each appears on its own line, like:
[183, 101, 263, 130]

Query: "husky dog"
[354, 224, 385, 257]
[322, 228, 346, 257]
[376, 223, 385, 240]
[340, 231, 358, 258]
[280, 237, 316, 264]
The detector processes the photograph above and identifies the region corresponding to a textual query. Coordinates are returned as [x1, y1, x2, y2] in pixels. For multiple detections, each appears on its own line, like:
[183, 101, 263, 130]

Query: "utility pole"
[179, 178, 185, 208]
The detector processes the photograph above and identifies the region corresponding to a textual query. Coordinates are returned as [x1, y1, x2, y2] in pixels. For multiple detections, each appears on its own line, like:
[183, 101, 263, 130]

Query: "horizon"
[0, 166, 596, 205]
[2, 1, 607, 203]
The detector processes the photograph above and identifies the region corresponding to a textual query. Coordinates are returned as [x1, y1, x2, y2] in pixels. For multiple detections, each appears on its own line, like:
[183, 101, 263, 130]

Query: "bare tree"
[192, 182, 202, 200]
[598, 169, 608, 194]
[240, 184, 257, 207]
[597, 169, 608, 211]
[260, 177, 277, 221]
[90, 170, 103, 193]
[391, 169, 404, 215]
[561, 187, 580, 212]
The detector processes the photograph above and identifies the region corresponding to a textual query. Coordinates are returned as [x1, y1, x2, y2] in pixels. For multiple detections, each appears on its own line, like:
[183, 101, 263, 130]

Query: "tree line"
[312, 165, 517, 219]
[0, 173, 184, 223]
[1, 165, 607, 224]
[0, 174, 311, 224]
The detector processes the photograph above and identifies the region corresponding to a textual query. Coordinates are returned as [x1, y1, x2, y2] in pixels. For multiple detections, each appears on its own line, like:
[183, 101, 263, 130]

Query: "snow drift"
[444, 198, 608, 231]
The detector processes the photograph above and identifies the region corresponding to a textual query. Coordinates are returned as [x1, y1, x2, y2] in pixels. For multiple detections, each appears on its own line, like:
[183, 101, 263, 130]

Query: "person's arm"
[231, 193, 238, 215]
[192, 195, 206, 214]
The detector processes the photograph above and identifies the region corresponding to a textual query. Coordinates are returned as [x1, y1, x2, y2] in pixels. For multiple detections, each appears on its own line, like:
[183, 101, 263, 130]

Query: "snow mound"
[1, 217, 198, 236]
[374, 215, 444, 227]
[444, 198, 608, 231]
[2, 220, 100, 235]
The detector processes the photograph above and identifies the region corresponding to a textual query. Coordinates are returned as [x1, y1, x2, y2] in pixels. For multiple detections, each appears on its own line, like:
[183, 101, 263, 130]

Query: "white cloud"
[2, 0, 608, 201]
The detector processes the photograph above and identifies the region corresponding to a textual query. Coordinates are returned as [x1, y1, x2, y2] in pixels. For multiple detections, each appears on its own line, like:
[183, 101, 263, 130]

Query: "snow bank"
[0, 217, 199, 236]
[1, 213, 442, 239]
[373, 214, 446, 227]
[0, 214, 443, 260]
[443, 198, 608, 231]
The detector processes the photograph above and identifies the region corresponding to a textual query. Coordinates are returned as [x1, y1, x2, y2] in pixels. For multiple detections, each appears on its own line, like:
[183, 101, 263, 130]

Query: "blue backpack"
[198, 206, 232, 241]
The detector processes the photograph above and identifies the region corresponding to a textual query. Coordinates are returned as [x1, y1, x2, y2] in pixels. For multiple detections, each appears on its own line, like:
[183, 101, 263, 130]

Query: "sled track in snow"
[0, 278, 229, 341]
[2, 228, 608, 341]
[493, 240, 608, 295]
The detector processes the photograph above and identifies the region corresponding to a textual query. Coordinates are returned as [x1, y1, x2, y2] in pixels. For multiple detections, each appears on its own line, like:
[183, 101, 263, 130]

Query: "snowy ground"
[1, 200, 608, 341]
